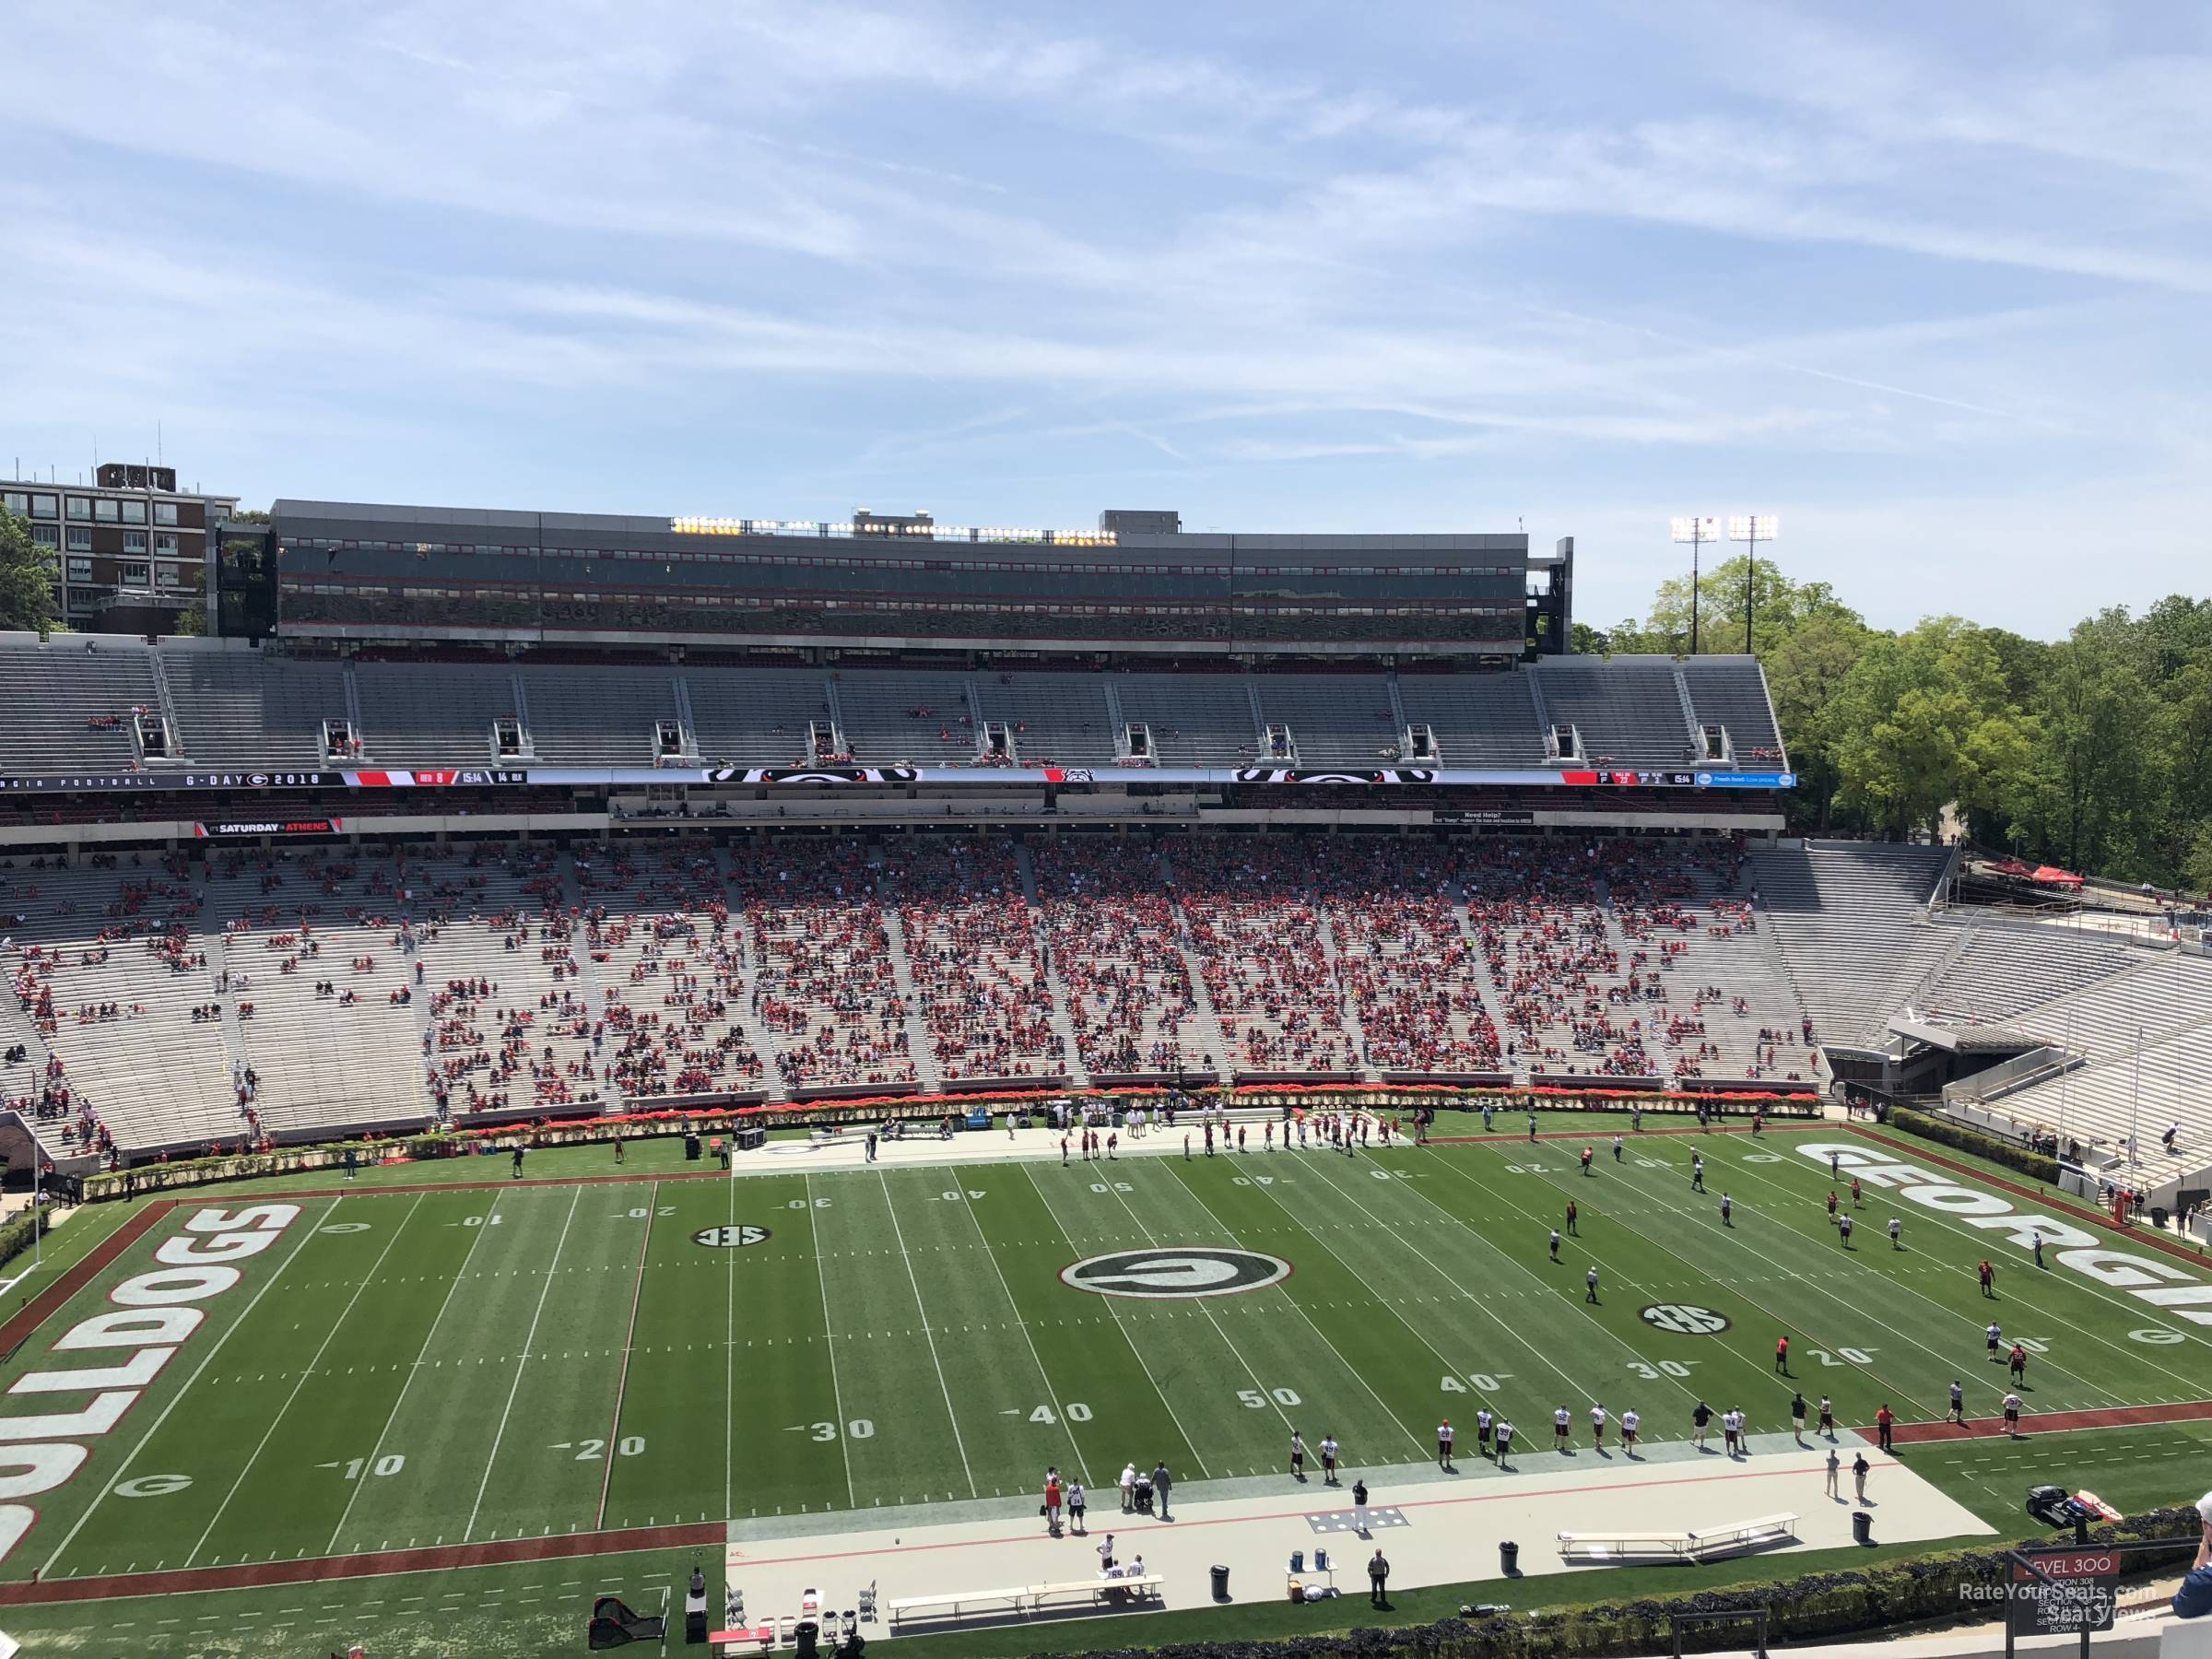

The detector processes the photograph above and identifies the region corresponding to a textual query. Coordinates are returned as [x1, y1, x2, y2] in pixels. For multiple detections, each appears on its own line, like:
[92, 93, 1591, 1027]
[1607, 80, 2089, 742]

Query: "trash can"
[2153, 1206, 2169, 1230]
[1210, 1563, 1231, 1601]
[1500, 1540, 1520, 1574]
[1853, 1511, 1873, 1545]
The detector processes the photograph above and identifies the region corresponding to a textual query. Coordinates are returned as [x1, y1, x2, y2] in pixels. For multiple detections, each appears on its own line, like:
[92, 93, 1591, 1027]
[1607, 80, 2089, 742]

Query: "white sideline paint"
[465, 1183, 583, 1543]
[874, 1169, 976, 1500]
[324, 1191, 506, 1556]
[183, 1192, 428, 1567]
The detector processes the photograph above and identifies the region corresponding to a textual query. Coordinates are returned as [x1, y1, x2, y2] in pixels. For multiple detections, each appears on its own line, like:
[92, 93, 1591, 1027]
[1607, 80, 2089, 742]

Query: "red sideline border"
[0, 1199, 174, 1358]
[0, 1521, 724, 1606]
[1865, 1399, 2212, 1444]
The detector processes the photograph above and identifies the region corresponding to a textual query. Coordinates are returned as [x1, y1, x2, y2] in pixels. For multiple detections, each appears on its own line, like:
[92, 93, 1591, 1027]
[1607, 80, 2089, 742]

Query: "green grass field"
[2, 1114, 2208, 1655]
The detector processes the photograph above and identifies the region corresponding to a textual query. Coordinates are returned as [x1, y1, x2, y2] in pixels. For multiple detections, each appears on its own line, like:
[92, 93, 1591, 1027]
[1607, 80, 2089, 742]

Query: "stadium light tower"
[1728, 515, 1779, 653]
[1670, 517, 1719, 655]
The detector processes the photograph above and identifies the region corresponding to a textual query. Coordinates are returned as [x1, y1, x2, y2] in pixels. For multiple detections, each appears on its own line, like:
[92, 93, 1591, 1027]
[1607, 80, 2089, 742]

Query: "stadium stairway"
[873, 887, 947, 1096]
[559, 857, 627, 1113]
[1309, 890, 1382, 1082]
[1011, 843, 1094, 1090]
[712, 859, 791, 1106]
[1152, 843, 1238, 1083]
[1446, 879, 1522, 1083]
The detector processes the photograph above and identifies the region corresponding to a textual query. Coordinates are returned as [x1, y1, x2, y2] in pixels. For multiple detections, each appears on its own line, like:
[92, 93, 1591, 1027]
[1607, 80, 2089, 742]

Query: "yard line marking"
[935, 1174, 1088, 1485]
[1088, 1166, 1298, 1452]
[1020, 1163, 1209, 1478]
[594, 1181, 658, 1532]
[468, 1184, 584, 1542]
[1592, 1144, 2111, 1413]
[40, 1194, 346, 1582]
[184, 1193, 429, 1569]
[874, 1170, 976, 1500]
[327, 1191, 508, 1556]
[1405, 1144, 1793, 1411]
[1163, 1165, 1429, 1462]
[1251, 1156, 1586, 1418]
[807, 1174, 859, 1509]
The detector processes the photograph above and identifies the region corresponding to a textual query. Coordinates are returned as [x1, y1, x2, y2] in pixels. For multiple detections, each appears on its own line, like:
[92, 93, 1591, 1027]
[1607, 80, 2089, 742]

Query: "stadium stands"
[0, 642, 162, 772]
[0, 637, 1794, 776]
[1529, 656, 1698, 767]
[5, 829, 1847, 1159]
[352, 661, 522, 765]
[1916, 923, 2144, 1029]
[1027, 836, 1215, 1082]
[1396, 673, 1549, 766]
[160, 653, 347, 767]
[1752, 840, 1957, 1048]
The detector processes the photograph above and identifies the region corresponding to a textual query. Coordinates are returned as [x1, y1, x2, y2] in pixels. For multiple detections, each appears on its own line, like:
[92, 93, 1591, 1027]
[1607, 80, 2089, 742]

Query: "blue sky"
[1, 1, 2206, 635]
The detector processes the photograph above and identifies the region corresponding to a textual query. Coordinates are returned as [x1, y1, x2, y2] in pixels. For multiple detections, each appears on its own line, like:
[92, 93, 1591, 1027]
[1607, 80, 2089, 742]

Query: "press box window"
[121, 500, 147, 524]
[154, 502, 180, 526]
[65, 497, 92, 521]
[94, 498, 120, 523]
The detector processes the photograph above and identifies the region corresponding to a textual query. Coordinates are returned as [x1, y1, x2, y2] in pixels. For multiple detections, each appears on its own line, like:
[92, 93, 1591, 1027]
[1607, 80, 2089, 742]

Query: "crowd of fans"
[1, 830, 1820, 1162]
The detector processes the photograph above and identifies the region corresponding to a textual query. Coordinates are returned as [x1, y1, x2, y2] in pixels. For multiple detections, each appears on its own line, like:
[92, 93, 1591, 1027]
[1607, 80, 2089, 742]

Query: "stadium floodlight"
[1670, 517, 1719, 655]
[1727, 515, 1779, 653]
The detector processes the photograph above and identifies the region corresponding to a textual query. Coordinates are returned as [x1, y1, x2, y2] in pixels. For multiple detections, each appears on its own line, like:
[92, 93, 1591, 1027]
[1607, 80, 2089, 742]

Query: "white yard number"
[1237, 1388, 1302, 1408]
[1089, 1182, 1134, 1194]
[1502, 1164, 1550, 1175]
[628, 1207, 650, 1219]
[1231, 1176, 1277, 1187]
[1810, 1347, 1877, 1367]
[938, 1190, 987, 1201]
[1628, 1360, 1693, 1380]
[461, 1214, 503, 1228]
[1369, 1169, 1411, 1181]
[335, 1454, 406, 1479]
[810, 1420, 874, 1441]
[570, 1438, 647, 1460]
[787, 1198, 831, 1209]
[1026, 1403, 1094, 1424]
[2014, 1336, 2051, 1353]
[1441, 1373, 1507, 1394]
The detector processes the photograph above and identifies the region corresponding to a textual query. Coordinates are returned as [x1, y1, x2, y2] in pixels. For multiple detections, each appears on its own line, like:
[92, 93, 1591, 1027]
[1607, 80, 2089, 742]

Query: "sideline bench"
[888, 1574, 1165, 1629]
[1030, 1573, 1164, 1613]
[1559, 1512, 1797, 1564]
[887, 1586, 1029, 1629]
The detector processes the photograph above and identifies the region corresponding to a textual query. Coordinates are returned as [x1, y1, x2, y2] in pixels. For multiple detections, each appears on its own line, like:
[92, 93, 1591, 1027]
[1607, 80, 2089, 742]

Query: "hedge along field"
[0, 1118, 2208, 1653]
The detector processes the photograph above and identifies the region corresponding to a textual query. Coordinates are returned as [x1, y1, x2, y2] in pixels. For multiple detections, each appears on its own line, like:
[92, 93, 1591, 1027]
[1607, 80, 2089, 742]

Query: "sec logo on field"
[693, 1225, 772, 1249]
[1060, 1247, 1292, 1300]
[1640, 1302, 1732, 1335]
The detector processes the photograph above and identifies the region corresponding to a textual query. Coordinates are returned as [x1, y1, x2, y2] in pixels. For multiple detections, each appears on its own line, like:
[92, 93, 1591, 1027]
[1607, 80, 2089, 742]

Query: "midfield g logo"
[1640, 1302, 1732, 1335]
[1060, 1247, 1292, 1300]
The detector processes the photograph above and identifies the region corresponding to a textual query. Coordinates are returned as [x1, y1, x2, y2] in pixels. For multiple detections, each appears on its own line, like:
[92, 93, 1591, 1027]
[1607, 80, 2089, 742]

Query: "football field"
[3, 1115, 2209, 1605]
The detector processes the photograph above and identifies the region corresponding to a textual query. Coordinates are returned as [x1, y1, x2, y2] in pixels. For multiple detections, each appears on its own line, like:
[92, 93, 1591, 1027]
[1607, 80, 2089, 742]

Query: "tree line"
[1576, 557, 2212, 896]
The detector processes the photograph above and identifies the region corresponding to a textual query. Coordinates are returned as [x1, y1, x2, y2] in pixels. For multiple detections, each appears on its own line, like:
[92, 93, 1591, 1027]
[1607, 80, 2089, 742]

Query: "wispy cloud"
[0, 0, 2204, 632]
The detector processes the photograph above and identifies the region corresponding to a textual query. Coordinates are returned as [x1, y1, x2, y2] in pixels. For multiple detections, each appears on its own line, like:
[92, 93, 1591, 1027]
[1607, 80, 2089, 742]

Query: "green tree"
[0, 510, 58, 634]
[171, 599, 208, 637]
[1826, 618, 2038, 840]
[2006, 627, 2162, 875]
[1762, 610, 1875, 830]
